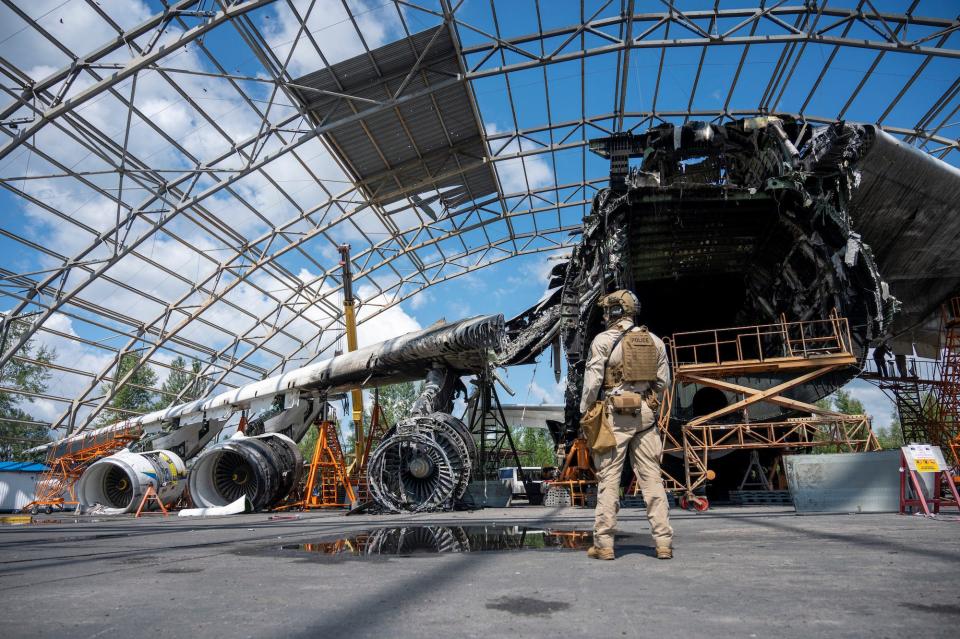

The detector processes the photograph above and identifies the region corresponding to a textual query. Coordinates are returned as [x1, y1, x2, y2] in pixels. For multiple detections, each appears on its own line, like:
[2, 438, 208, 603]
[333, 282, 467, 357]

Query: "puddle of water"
[281, 525, 594, 558]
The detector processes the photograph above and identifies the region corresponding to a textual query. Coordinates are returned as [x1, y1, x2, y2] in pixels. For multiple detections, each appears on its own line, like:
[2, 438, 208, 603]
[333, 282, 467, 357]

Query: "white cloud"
[0, 1, 153, 79]
[355, 284, 421, 348]
[261, 0, 402, 77]
[841, 380, 896, 430]
[409, 290, 432, 310]
[485, 122, 554, 194]
[26, 313, 114, 423]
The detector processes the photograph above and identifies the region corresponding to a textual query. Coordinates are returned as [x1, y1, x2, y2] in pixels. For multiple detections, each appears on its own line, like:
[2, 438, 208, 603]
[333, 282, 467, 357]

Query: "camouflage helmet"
[598, 289, 639, 316]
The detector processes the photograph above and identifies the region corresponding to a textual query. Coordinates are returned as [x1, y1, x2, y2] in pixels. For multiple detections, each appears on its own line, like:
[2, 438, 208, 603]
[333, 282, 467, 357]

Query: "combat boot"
[587, 546, 614, 560]
[656, 546, 673, 560]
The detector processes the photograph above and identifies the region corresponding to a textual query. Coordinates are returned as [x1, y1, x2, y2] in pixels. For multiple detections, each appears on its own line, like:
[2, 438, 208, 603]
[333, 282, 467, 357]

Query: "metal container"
[784, 450, 901, 513]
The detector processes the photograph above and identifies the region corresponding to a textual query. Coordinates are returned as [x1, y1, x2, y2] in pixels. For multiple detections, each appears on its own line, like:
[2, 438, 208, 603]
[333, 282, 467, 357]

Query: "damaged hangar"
[0, 3, 959, 512]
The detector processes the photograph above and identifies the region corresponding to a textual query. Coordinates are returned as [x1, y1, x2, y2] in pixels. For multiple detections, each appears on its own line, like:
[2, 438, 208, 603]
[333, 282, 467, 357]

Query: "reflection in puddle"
[282, 525, 593, 557]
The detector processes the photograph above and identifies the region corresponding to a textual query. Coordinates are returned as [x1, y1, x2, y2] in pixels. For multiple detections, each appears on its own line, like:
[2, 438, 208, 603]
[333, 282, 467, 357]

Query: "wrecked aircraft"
[500, 115, 959, 453]
[32, 115, 960, 513]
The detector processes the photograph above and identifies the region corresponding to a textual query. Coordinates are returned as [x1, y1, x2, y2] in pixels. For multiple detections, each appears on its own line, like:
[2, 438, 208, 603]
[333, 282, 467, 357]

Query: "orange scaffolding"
[22, 431, 138, 513]
[295, 421, 356, 509]
[350, 400, 390, 503]
[542, 438, 596, 507]
[859, 296, 960, 473]
[660, 311, 879, 508]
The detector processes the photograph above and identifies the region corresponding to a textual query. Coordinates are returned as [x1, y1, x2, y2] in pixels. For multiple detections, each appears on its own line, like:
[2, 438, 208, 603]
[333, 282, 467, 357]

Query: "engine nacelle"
[76, 449, 187, 514]
[188, 433, 302, 511]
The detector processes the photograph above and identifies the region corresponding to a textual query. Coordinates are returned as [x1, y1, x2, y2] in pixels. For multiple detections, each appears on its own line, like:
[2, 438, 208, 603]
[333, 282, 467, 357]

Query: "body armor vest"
[604, 326, 659, 387]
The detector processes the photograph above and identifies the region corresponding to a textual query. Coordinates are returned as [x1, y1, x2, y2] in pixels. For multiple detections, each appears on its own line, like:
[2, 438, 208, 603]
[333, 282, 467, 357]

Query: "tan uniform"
[580, 318, 673, 551]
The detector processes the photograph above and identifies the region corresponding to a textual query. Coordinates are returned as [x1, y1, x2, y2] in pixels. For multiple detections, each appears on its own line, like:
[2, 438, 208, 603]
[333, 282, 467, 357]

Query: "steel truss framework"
[0, 0, 957, 438]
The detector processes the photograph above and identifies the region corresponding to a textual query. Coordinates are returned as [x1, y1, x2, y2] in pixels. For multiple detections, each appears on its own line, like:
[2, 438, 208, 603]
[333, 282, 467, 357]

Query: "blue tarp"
[0, 461, 48, 473]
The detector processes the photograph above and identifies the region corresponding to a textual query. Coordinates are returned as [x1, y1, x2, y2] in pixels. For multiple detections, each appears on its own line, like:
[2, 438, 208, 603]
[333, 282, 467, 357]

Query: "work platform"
[659, 313, 879, 506]
[0, 506, 955, 638]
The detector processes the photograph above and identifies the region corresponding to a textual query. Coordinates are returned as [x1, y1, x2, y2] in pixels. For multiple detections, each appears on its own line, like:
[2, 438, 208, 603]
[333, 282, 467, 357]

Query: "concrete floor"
[0, 505, 957, 638]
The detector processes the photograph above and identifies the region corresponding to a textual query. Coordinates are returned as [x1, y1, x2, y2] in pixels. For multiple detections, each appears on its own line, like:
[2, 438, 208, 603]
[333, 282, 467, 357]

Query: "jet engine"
[188, 433, 302, 511]
[76, 449, 186, 514]
[366, 412, 475, 513]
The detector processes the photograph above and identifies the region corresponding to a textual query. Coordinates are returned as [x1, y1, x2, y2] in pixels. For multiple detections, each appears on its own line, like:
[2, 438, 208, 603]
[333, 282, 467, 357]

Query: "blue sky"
[2, 0, 958, 436]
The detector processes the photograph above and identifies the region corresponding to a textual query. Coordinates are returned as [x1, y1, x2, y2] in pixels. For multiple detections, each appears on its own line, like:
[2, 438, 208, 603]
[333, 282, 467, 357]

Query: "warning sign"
[902, 444, 944, 473]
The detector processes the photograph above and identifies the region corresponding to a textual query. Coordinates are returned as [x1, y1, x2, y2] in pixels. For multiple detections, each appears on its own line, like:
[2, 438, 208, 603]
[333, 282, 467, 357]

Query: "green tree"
[376, 382, 422, 426]
[95, 352, 158, 426]
[298, 422, 320, 459]
[832, 389, 866, 415]
[515, 427, 557, 467]
[0, 318, 54, 459]
[155, 356, 207, 409]
[875, 411, 905, 450]
[815, 397, 833, 412]
[813, 389, 868, 453]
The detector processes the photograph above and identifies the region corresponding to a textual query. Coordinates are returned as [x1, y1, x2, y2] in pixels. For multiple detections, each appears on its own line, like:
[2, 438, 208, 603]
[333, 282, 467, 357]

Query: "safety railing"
[862, 355, 940, 383]
[669, 310, 853, 368]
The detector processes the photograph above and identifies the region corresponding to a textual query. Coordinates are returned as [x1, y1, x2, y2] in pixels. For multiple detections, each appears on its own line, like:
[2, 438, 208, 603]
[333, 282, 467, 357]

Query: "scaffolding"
[22, 431, 138, 513]
[464, 369, 525, 483]
[660, 312, 880, 508]
[542, 438, 596, 507]
[296, 421, 356, 509]
[933, 298, 960, 466]
[861, 296, 960, 468]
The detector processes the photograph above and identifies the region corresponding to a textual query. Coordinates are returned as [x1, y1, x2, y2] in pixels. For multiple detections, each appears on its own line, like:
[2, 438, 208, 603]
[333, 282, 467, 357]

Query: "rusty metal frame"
[659, 313, 880, 500]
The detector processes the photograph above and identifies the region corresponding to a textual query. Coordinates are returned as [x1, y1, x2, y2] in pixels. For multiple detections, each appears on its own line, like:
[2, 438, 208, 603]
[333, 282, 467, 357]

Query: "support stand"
[464, 367, 526, 498]
[543, 438, 596, 507]
[738, 451, 772, 491]
[134, 485, 168, 517]
[351, 397, 390, 503]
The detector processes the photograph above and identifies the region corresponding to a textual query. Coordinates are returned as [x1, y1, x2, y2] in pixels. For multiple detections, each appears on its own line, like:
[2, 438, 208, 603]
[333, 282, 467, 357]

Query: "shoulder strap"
[598, 328, 631, 398]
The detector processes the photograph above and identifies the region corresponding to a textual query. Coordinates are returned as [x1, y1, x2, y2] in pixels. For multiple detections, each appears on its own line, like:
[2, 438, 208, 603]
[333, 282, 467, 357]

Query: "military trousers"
[591, 401, 673, 550]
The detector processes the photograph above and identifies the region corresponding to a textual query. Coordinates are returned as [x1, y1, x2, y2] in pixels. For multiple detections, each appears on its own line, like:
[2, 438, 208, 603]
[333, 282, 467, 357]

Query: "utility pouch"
[580, 400, 616, 454]
[580, 328, 629, 454]
[609, 391, 644, 415]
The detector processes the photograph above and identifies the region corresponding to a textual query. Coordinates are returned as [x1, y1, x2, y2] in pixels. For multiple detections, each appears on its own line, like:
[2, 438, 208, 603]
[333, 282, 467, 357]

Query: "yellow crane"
[338, 244, 364, 464]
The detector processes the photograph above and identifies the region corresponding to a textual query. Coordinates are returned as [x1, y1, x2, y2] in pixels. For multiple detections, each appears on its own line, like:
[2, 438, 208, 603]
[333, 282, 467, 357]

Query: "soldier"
[580, 290, 673, 560]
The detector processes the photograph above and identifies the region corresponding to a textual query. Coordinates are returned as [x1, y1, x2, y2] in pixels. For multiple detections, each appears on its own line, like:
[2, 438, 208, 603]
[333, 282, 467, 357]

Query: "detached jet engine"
[75, 449, 186, 514]
[189, 433, 303, 511]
